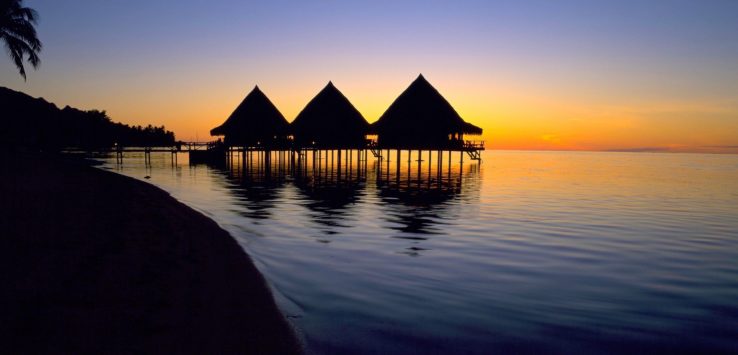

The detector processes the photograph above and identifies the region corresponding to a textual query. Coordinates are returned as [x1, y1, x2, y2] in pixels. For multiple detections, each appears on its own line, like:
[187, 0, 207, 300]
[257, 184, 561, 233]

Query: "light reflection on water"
[100, 150, 738, 354]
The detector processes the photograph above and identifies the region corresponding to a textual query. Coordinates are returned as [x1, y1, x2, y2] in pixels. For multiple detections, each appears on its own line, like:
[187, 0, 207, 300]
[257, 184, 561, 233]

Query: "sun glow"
[2, 1, 736, 153]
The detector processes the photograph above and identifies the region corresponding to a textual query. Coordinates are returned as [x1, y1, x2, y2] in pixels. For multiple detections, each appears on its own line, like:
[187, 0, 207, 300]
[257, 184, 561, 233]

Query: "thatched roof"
[210, 86, 289, 138]
[291, 82, 369, 147]
[372, 74, 482, 135]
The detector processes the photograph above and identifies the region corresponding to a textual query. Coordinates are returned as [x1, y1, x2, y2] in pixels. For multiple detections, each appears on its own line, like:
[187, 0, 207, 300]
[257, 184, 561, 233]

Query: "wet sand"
[0, 153, 300, 353]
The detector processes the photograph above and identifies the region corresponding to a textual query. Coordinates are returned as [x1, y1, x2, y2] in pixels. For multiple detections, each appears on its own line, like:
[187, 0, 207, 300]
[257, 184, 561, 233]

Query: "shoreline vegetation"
[0, 153, 300, 353]
[1, 87, 176, 151]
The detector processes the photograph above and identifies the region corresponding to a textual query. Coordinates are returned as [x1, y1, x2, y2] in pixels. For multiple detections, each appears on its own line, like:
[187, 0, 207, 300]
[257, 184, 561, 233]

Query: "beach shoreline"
[0, 152, 301, 353]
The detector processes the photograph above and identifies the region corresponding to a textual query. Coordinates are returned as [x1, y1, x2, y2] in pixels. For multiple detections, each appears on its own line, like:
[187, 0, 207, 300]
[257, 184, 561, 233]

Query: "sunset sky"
[2, 0, 737, 152]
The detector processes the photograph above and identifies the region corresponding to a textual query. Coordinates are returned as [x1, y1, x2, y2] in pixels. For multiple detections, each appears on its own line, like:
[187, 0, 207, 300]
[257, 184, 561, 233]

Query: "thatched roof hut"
[291, 82, 369, 148]
[210, 86, 290, 147]
[371, 74, 482, 149]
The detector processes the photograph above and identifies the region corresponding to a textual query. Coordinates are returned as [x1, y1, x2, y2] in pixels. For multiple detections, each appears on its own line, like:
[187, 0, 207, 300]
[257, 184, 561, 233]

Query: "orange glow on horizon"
[22, 73, 738, 155]
[2, 1, 736, 154]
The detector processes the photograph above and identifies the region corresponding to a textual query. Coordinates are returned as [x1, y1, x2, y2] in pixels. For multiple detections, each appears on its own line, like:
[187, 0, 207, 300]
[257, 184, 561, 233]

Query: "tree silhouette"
[2, 87, 176, 151]
[1, 0, 42, 80]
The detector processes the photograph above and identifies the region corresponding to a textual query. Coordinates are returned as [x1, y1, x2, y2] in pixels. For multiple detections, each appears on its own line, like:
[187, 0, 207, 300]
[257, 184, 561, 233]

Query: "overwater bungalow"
[290, 82, 370, 149]
[210, 86, 290, 148]
[371, 74, 482, 149]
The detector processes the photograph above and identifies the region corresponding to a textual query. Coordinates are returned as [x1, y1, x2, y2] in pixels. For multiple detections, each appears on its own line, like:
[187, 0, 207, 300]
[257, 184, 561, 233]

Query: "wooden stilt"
[295, 150, 300, 177]
[458, 161, 463, 184]
[396, 149, 401, 183]
[266, 150, 271, 178]
[407, 150, 411, 186]
[438, 150, 442, 184]
[337, 149, 342, 182]
[428, 150, 432, 178]
[427, 150, 432, 188]
[446, 150, 450, 180]
[377, 149, 382, 181]
[385, 149, 390, 181]
[355, 150, 360, 179]
[316, 150, 320, 178]
[417, 150, 422, 185]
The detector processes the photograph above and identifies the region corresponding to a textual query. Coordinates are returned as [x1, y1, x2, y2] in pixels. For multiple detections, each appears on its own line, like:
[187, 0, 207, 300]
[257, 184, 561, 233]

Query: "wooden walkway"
[68, 139, 485, 166]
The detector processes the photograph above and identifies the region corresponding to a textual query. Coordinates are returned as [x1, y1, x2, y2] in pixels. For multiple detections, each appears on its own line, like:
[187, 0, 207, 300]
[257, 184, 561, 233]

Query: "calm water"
[100, 150, 738, 354]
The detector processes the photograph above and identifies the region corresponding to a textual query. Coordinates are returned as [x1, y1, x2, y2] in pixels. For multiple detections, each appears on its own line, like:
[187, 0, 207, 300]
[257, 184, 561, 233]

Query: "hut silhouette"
[210, 86, 290, 148]
[291, 82, 370, 149]
[371, 74, 482, 149]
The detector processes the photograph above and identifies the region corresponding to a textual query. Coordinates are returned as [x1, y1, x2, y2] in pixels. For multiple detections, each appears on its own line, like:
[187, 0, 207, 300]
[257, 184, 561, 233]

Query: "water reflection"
[185, 149, 484, 252]
[297, 182, 367, 232]
[199, 149, 481, 239]
[379, 188, 454, 236]
[376, 152, 477, 238]
[213, 157, 288, 220]
[230, 182, 285, 220]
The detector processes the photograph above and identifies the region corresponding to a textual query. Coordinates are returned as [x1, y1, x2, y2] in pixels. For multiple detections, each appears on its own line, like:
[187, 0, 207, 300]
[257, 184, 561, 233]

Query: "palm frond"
[5, 39, 26, 80]
[5, 20, 41, 50]
[4, 31, 40, 79]
[1, 0, 41, 80]
[17, 7, 38, 23]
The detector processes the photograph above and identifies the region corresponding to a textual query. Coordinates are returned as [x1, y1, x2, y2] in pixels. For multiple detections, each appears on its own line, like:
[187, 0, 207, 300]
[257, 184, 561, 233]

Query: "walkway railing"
[464, 140, 485, 150]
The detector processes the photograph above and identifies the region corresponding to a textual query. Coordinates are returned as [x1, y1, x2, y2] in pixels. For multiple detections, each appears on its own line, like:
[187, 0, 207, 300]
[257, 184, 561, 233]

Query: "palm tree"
[1, 0, 41, 80]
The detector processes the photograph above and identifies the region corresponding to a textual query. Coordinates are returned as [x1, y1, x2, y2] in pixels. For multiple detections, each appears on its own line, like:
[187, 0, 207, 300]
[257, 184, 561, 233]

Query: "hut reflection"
[210, 141, 480, 235]
[295, 181, 367, 232]
[226, 150, 292, 184]
[230, 182, 285, 221]
[376, 157, 478, 236]
[379, 188, 453, 236]
[210, 154, 288, 220]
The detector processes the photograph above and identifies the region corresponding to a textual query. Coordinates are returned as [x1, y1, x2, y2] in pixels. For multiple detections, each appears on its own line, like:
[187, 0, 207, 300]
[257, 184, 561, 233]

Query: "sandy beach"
[0, 153, 300, 353]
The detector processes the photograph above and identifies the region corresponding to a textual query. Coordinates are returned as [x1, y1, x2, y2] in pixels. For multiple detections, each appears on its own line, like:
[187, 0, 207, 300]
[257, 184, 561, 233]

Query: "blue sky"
[2, 0, 737, 150]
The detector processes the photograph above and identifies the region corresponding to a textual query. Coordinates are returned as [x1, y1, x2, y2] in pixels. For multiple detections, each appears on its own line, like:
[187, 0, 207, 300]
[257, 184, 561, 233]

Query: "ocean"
[100, 150, 738, 354]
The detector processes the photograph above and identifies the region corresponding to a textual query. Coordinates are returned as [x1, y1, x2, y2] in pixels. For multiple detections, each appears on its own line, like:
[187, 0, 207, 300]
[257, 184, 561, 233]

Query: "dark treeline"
[1, 86, 175, 151]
